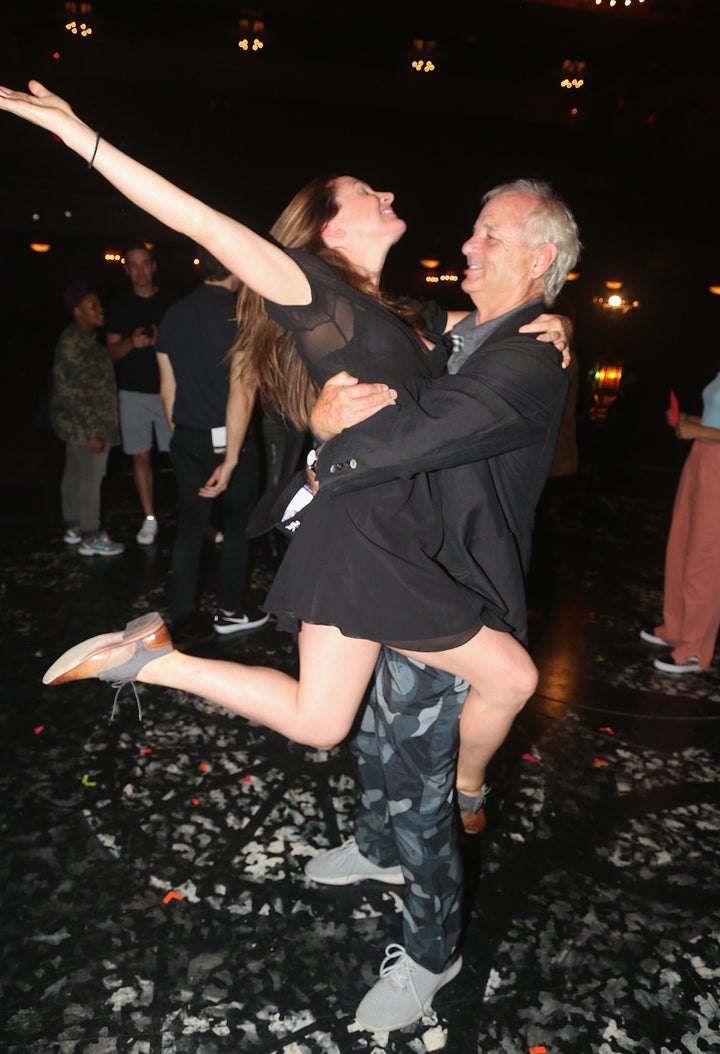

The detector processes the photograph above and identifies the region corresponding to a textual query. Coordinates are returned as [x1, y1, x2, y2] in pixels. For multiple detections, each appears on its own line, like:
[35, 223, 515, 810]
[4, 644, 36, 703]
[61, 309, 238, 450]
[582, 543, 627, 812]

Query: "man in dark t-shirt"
[156, 247, 266, 636]
[105, 244, 175, 544]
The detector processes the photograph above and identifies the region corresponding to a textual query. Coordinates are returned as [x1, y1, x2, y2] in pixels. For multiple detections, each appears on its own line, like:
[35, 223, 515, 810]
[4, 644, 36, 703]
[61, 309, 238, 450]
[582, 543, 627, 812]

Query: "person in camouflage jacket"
[50, 281, 123, 554]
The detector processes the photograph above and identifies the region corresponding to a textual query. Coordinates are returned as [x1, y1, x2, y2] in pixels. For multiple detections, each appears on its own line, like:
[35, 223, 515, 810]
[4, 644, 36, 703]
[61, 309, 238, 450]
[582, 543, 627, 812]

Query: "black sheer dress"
[262, 248, 485, 651]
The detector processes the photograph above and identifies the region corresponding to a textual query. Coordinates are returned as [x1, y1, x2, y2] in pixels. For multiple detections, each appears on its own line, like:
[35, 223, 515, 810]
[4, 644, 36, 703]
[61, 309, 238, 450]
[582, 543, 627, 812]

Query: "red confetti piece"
[238, 775, 252, 783]
[593, 757, 610, 768]
[33, 725, 45, 735]
[587, 611, 597, 620]
[163, 891, 184, 904]
[198, 763, 209, 772]
[529, 1047, 548, 1054]
[191, 798, 201, 805]
[599, 726, 614, 734]
[522, 753, 541, 763]
[139, 747, 152, 756]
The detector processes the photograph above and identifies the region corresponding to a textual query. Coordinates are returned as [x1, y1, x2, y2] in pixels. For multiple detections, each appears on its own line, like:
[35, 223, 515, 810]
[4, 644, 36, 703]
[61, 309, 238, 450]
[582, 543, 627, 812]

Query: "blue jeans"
[351, 651, 469, 973]
[169, 424, 260, 622]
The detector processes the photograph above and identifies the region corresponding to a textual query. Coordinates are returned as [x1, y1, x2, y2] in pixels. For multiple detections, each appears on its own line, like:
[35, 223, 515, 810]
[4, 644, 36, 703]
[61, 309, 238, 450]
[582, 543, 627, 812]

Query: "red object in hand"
[668, 389, 679, 425]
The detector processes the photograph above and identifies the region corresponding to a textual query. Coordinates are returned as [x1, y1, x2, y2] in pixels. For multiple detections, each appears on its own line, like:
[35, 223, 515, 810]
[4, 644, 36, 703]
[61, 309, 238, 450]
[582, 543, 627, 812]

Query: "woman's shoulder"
[282, 246, 336, 286]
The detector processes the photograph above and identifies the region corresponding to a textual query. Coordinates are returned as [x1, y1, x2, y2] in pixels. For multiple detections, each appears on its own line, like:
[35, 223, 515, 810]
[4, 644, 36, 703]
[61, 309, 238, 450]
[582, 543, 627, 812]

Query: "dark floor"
[1, 451, 719, 1054]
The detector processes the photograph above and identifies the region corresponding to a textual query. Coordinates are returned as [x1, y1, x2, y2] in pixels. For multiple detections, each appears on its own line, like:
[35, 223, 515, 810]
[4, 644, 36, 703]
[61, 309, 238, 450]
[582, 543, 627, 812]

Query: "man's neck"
[471, 279, 545, 325]
[473, 296, 538, 326]
[132, 284, 158, 299]
[205, 276, 238, 292]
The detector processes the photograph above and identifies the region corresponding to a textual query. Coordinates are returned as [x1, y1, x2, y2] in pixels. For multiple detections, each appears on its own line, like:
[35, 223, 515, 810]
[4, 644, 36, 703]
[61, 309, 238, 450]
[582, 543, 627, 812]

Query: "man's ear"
[531, 241, 558, 279]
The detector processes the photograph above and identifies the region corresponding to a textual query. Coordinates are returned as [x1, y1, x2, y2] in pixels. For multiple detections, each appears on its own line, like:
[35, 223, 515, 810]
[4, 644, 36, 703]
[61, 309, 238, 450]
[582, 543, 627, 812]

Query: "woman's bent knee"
[304, 722, 352, 752]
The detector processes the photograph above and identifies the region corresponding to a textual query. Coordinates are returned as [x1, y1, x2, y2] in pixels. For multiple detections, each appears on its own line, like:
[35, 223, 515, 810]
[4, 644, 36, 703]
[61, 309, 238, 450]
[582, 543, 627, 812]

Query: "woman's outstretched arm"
[0, 80, 308, 306]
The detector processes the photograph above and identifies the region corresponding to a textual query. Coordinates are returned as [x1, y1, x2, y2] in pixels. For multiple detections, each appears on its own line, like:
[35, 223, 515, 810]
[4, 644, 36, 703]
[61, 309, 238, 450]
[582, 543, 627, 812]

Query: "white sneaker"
[653, 655, 701, 674]
[63, 526, 82, 544]
[640, 629, 669, 647]
[304, 838, 404, 886]
[136, 516, 158, 545]
[355, 944, 462, 1032]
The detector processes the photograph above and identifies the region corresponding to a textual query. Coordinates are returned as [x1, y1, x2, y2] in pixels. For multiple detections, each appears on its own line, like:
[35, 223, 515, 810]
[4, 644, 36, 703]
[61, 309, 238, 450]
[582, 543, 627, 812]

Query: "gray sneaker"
[355, 944, 463, 1032]
[304, 838, 404, 886]
[78, 531, 124, 557]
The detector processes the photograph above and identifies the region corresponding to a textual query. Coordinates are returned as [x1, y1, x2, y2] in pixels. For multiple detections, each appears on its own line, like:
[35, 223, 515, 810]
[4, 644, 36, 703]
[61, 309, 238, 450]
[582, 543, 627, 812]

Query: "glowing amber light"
[595, 364, 623, 391]
[238, 18, 264, 52]
[29, 242, 52, 253]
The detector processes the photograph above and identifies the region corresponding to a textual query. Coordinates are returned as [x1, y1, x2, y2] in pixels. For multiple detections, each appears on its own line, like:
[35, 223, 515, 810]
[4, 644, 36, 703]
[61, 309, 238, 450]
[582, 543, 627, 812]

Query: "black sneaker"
[213, 608, 270, 635]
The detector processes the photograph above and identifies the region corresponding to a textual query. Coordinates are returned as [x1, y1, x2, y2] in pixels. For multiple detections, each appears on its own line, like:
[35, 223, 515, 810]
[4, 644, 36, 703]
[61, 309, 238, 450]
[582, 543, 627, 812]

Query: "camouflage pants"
[350, 650, 469, 973]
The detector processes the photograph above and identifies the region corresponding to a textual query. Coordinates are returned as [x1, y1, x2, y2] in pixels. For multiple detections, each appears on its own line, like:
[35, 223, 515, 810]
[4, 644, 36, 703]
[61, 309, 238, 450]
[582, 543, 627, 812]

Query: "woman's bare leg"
[138, 622, 381, 750]
[394, 625, 538, 796]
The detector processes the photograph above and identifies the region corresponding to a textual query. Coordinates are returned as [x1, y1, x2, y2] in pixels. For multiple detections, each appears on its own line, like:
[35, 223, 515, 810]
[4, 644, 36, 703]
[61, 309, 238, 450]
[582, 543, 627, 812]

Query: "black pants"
[169, 424, 260, 622]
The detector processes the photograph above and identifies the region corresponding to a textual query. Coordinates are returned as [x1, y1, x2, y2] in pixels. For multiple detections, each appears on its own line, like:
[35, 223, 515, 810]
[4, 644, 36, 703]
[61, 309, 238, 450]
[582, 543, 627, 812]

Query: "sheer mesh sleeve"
[264, 248, 446, 393]
[264, 250, 361, 383]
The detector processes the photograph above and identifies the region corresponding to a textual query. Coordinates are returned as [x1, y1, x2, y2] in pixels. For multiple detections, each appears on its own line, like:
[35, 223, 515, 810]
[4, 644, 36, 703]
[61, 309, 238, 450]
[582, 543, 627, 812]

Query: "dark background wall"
[1, 0, 718, 480]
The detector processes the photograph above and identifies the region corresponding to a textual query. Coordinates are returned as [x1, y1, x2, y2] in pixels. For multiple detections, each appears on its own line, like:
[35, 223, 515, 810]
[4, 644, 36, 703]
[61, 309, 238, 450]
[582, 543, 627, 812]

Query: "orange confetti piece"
[238, 775, 252, 783]
[522, 753, 540, 763]
[593, 757, 610, 768]
[33, 725, 45, 735]
[529, 1047, 547, 1054]
[198, 763, 208, 772]
[599, 726, 614, 734]
[139, 747, 152, 756]
[162, 891, 184, 904]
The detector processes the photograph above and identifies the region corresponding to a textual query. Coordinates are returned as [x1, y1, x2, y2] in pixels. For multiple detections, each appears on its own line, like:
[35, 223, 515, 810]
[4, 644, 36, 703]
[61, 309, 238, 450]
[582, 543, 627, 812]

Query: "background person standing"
[641, 372, 720, 675]
[156, 248, 267, 636]
[50, 280, 123, 556]
[105, 243, 175, 545]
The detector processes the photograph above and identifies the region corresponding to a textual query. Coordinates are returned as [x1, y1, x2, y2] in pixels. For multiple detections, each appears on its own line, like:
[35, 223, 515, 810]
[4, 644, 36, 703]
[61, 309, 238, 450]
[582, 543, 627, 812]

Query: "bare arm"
[0, 81, 309, 306]
[156, 352, 176, 430]
[199, 371, 256, 497]
[675, 416, 720, 443]
[310, 372, 398, 441]
[107, 325, 157, 361]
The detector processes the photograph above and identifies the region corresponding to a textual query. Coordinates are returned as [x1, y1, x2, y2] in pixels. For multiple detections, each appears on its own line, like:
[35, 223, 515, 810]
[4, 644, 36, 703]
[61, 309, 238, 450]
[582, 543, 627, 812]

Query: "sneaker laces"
[109, 680, 143, 723]
[378, 944, 420, 1000]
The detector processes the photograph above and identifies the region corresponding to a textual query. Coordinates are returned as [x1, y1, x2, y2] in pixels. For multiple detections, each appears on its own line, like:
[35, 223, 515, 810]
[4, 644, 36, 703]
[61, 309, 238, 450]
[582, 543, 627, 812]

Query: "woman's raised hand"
[0, 80, 77, 134]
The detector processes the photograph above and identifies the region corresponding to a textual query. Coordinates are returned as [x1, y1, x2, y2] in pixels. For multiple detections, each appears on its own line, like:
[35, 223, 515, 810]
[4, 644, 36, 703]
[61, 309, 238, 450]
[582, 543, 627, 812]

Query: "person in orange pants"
[640, 371, 720, 674]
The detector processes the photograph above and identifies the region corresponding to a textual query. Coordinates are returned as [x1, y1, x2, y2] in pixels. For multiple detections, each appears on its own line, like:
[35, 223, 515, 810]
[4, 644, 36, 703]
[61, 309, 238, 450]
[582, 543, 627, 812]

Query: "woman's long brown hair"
[227, 175, 424, 431]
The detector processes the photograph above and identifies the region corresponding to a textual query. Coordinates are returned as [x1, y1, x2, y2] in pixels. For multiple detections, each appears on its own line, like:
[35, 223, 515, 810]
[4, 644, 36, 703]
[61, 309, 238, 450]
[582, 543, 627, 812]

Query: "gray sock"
[457, 785, 490, 812]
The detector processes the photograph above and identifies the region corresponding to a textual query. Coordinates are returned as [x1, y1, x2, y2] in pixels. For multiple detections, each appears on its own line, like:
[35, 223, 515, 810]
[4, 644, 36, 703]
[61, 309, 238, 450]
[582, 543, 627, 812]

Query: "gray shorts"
[118, 390, 171, 455]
